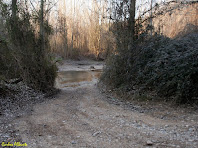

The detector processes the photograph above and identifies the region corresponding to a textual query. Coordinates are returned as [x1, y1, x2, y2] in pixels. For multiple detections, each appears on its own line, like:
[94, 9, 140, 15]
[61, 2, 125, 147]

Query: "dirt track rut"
[14, 60, 198, 148]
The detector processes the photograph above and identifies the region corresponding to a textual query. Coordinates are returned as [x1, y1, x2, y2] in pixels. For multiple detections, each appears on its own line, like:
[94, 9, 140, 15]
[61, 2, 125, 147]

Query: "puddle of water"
[59, 71, 93, 84]
[56, 70, 102, 88]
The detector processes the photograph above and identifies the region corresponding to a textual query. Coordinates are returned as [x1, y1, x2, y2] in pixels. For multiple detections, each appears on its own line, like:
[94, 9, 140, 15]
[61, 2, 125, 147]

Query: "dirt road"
[13, 60, 198, 148]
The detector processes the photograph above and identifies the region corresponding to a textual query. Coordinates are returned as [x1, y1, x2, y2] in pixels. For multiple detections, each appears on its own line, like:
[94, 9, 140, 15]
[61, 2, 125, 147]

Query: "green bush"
[101, 32, 198, 104]
[0, 39, 19, 80]
[7, 16, 57, 92]
[0, 2, 57, 94]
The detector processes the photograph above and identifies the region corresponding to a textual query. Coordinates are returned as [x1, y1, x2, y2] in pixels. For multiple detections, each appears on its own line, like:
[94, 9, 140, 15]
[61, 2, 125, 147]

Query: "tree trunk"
[12, 0, 17, 21]
[128, 0, 136, 50]
[40, 0, 45, 51]
[11, 0, 18, 40]
[150, 0, 153, 36]
[63, 0, 68, 58]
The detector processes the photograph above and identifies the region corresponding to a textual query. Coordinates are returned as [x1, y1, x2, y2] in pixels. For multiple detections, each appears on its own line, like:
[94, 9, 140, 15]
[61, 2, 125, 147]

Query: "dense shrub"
[0, 38, 19, 79]
[101, 31, 198, 104]
[0, 2, 57, 94]
[10, 17, 57, 92]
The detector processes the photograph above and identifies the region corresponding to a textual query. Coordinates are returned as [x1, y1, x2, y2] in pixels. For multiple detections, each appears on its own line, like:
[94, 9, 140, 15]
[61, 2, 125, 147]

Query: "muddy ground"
[1, 60, 198, 148]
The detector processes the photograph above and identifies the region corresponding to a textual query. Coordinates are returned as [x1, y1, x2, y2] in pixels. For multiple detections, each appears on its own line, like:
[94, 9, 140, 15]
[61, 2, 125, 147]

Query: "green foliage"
[134, 94, 153, 102]
[0, 37, 18, 80]
[101, 31, 198, 104]
[101, 54, 128, 88]
[0, 1, 57, 94]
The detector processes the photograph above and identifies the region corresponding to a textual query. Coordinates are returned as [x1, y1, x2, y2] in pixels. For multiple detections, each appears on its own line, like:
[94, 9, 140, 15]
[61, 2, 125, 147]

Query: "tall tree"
[63, 0, 68, 58]
[12, 0, 17, 21]
[128, 0, 136, 50]
[40, 0, 45, 51]
[150, 0, 153, 35]
[11, 0, 18, 40]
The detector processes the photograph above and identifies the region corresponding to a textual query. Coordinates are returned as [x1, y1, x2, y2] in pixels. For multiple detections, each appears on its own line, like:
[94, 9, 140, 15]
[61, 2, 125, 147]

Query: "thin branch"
[30, 0, 39, 15]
